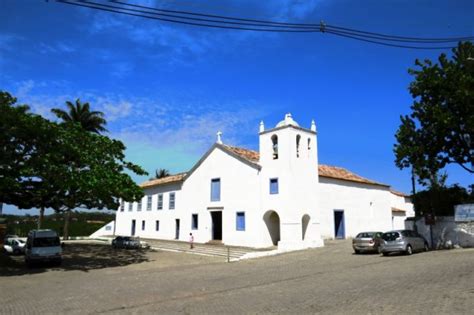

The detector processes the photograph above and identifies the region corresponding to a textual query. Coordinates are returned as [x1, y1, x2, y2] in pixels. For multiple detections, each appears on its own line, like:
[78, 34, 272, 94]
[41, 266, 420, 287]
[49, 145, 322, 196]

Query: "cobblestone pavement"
[1, 240, 473, 314]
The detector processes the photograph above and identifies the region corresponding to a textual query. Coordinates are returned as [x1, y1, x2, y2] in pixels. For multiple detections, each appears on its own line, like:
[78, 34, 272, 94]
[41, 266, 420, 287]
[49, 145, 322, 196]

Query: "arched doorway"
[263, 210, 280, 246]
[302, 214, 310, 240]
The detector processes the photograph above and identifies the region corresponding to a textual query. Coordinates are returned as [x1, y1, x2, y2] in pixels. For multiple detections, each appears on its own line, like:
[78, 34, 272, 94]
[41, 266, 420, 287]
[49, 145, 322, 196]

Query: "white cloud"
[38, 42, 76, 55]
[10, 79, 277, 161]
[83, 0, 322, 65]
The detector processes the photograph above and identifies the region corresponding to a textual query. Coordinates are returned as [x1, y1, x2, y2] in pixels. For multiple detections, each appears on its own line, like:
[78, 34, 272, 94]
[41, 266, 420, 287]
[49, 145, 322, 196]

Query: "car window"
[382, 232, 400, 241]
[33, 237, 60, 247]
[356, 232, 374, 238]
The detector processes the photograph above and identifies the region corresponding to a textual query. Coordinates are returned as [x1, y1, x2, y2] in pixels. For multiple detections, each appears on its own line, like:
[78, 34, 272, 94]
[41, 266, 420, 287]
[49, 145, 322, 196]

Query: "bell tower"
[258, 113, 323, 250]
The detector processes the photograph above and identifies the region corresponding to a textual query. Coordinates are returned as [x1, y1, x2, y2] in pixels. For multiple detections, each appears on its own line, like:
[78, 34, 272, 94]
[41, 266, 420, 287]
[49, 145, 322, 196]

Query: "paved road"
[1, 240, 473, 314]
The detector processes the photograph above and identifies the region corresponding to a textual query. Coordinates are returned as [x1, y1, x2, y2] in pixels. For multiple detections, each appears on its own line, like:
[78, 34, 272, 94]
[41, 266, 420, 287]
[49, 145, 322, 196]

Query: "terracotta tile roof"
[318, 165, 389, 187]
[221, 145, 260, 163]
[390, 189, 410, 197]
[140, 172, 187, 188]
[139, 145, 390, 189]
[391, 207, 407, 213]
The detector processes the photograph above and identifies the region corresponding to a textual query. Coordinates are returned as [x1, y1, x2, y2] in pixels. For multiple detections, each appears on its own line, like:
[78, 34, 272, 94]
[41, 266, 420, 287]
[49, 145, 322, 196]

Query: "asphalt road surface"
[1, 240, 473, 314]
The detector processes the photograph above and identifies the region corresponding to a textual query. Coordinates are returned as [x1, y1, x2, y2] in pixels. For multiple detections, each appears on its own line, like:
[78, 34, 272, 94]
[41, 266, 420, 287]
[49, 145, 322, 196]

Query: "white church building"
[114, 114, 414, 250]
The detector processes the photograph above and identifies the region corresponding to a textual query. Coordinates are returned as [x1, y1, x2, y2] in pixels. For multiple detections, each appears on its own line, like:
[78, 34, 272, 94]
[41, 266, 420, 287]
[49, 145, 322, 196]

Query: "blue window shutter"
[236, 212, 245, 231]
[270, 178, 278, 194]
[211, 178, 221, 201]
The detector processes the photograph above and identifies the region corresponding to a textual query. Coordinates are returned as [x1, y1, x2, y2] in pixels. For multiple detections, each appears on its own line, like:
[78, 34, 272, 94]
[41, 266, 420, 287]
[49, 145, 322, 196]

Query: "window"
[236, 212, 245, 231]
[296, 135, 301, 158]
[105, 226, 112, 231]
[307, 138, 311, 151]
[128, 202, 133, 212]
[155, 220, 160, 231]
[147, 195, 152, 211]
[192, 214, 198, 230]
[141, 220, 145, 231]
[169, 192, 175, 210]
[271, 134, 278, 159]
[270, 178, 279, 194]
[157, 194, 163, 210]
[211, 178, 221, 201]
[137, 199, 142, 211]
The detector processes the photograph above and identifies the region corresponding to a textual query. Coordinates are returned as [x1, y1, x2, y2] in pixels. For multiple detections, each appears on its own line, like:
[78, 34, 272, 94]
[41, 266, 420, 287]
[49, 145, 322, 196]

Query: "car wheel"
[424, 243, 429, 252]
[382, 252, 389, 257]
[354, 249, 360, 254]
[406, 245, 413, 255]
[13, 249, 21, 255]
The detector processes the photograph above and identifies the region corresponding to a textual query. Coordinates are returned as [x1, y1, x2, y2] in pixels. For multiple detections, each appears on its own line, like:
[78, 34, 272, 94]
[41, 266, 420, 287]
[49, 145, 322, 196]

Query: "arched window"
[296, 135, 301, 158]
[307, 138, 311, 158]
[271, 135, 278, 159]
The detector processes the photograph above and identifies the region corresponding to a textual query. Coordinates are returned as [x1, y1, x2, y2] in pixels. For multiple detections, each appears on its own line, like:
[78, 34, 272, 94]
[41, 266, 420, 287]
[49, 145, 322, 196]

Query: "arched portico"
[263, 210, 280, 246]
[302, 214, 310, 240]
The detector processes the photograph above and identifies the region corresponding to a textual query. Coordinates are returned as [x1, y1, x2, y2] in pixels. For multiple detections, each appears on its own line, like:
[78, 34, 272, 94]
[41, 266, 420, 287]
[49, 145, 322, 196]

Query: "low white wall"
[412, 216, 474, 248]
[90, 221, 115, 238]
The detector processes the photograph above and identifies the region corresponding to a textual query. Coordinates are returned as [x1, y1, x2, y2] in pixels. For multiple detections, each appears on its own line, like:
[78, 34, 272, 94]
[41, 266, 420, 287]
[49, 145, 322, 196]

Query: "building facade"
[114, 114, 414, 250]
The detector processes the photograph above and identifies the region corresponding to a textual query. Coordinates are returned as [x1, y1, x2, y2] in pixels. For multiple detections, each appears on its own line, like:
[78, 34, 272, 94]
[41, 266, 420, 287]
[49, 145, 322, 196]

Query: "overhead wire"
[55, 0, 472, 49]
[325, 24, 474, 43]
[110, 0, 474, 43]
[325, 31, 458, 50]
[56, 0, 321, 32]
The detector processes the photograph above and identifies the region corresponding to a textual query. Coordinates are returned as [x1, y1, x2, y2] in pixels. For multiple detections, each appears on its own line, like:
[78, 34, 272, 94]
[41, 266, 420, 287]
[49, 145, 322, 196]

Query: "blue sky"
[1, 0, 473, 215]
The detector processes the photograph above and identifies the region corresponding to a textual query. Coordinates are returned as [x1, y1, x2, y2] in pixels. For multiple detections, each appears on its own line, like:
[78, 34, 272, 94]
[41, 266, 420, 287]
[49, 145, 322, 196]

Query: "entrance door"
[175, 219, 180, 240]
[211, 211, 222, 240]
[334, 210, 345, 239]
[131, 220, 136, 236]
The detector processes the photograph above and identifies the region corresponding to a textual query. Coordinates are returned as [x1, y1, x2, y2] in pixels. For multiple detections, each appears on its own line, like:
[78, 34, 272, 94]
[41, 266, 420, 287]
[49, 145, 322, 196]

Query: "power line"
[56, 0, 321, 32]
[54, 0, 472, 49]
[110, 0, 474, 43]
[82, 0, 319, 30]
[110, 0, 319, 28]
[326, 31, 458, 50]
[325, 24, 474, 43]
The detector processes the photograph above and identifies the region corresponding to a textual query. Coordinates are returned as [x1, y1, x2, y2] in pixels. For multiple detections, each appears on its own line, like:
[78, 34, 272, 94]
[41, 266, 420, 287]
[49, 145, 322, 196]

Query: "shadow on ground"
[0, 243, 152, 276]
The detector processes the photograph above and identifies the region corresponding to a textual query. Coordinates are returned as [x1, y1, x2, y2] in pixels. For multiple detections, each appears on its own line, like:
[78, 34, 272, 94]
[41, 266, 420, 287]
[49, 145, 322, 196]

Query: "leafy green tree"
[412, 184, 474, 217]
[1, 91, 147, 236]
[52, 99, 107, 134]
[50, 124, 147, 239]
[394, 41, 474, 187]
[0, 92, 62, 228]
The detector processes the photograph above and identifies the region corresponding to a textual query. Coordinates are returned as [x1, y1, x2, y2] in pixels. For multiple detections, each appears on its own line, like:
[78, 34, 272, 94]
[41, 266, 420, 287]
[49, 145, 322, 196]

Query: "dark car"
[380, 230, 429, 256]
[352, 231, 383, 254]
[112, 236, 148, 249]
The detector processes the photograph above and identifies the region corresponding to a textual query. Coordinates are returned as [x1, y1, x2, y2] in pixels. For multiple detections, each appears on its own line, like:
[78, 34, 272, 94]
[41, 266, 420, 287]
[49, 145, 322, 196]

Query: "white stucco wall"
[258, 125, 322, 249]
[115, 182, 183, 240]
[90, 220, 115, 238]
[112, 121, 412, 250]
[413, 216, 474, 248]
[318, 178, 393, 239]
[180, 147, 261, 247]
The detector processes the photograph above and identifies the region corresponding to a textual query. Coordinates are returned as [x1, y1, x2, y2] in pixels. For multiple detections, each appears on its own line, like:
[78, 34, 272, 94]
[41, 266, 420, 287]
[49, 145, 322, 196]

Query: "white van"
[25, 229, 62, 266]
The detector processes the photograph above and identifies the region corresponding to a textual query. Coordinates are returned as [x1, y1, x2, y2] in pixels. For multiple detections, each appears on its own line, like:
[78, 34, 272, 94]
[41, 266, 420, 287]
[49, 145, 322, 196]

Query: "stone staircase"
[142, 238, 269, 261]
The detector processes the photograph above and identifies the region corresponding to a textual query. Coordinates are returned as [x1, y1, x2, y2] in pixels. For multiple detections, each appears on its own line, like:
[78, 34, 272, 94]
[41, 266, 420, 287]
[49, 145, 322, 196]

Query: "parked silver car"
[352, 231, 383, 254]
[380, 230, 429, 256]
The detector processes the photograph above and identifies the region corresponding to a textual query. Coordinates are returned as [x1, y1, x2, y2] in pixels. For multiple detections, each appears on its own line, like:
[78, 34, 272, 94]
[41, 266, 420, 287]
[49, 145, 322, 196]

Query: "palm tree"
[151, 168, 170, 180]
[52, 99, 107, 133]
